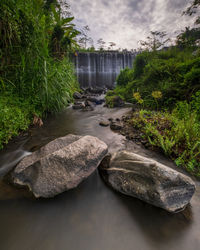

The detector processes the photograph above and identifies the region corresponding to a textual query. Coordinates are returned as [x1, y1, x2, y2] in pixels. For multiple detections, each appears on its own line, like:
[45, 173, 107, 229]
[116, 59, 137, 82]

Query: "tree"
[108, 42, 116, 50]
[97, 38, 106, 50]
[49, 1, 80, 57]
[138, 31, 170, 52]
[183, 0, 200, 25]
[176, 27, 200, 48]
[78, 25, 93, 49]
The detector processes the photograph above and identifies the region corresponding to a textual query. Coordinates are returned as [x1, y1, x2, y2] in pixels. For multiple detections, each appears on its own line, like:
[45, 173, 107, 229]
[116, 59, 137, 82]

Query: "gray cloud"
[68, 0, 195, 49]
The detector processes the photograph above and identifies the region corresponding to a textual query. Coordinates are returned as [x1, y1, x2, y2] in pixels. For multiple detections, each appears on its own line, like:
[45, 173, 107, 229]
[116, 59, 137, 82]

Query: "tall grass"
[0, 0, 79, 148]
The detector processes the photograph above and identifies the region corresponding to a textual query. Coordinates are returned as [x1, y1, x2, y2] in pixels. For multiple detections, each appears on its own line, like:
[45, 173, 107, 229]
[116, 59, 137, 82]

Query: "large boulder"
[99, 151, 196, 213]
[12, 135, 108, 198]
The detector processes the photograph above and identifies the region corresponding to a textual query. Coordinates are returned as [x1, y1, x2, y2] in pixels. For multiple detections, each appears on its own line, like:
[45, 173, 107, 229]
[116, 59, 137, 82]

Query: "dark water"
[73, 52, 136, 89]
[0, 105, 200, 250]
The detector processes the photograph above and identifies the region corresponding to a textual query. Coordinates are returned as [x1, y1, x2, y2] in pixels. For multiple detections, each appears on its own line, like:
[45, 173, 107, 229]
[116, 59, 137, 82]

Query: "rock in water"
[73, 91, 82, 99]
[72, 102, 85, 110]
[99, 151, 196, 213]
[99, 120, 110, 127]
[12, 135, 108, 198]
[110, 121, 123, 131]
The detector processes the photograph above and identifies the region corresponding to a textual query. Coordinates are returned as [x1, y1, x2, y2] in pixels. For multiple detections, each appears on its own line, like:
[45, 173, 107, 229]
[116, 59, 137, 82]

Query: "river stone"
[99, 151, 196, 213]
[110, 121, 123, 130]
[72, 102, 85, 110]
[99, 120, 110, 127]
[73, 91, 82, 99]
[12, 134, 108, 198]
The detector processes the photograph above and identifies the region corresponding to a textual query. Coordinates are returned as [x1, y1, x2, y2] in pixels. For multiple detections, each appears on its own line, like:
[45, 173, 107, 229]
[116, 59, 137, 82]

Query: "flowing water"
[73, 52, 136, 89]
[0, 104, 200, 250]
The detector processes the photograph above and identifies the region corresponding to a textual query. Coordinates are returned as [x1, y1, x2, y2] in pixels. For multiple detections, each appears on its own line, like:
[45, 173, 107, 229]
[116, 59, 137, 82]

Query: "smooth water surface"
[0, 105, 199, 250]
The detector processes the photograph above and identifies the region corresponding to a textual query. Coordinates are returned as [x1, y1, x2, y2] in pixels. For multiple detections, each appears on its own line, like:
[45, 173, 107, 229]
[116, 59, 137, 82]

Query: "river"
[0, 104, 199, 250]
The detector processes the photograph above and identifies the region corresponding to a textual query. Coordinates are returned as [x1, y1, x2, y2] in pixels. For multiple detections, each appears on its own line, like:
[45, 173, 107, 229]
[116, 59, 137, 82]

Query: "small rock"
[87, 97, 99, 103]
[85, 100, 95, 108]
[72, 102, 85, 110]
[86, 97, 105, 105]
[73, 92, 82, 99]
[96, 99, 105, 105]
[110, 121, 123, 131]
[99, 120, 110, 127]
[83, 106, 94, 111]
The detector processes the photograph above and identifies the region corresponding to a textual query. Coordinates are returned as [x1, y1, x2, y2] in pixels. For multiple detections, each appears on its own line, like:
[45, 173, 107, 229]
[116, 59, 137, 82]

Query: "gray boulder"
[99, 151, 196, 213]
[12, 135, 108, 198]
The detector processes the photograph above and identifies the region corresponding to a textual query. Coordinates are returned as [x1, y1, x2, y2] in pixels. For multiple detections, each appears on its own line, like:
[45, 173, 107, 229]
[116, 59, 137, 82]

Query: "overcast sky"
[67, 0, 196, 50]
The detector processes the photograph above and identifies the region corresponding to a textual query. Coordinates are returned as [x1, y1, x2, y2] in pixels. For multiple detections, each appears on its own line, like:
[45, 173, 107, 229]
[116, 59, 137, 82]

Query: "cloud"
[67, 0, 195, 49]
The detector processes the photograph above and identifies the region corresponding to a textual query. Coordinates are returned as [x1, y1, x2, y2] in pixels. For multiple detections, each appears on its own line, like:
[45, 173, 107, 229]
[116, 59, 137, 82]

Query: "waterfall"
[73, 52, 137, 89]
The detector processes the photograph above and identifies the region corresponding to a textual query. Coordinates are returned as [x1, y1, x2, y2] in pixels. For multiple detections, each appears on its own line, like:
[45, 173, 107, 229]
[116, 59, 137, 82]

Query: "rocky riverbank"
[0, 91, 198, 214]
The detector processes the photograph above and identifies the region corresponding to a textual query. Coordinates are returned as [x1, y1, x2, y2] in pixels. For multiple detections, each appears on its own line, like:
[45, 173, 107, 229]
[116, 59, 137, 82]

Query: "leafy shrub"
[183, 67, 200, 93]
[191, 91, 200, 119]
[116, 68, 134, 86]
[0, 95, 34, 148]
[115, 48, 200, 109]
[133, 52, 149, 78]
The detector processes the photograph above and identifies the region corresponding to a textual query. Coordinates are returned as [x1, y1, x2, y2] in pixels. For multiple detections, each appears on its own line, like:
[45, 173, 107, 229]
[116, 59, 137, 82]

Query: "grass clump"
[0, 95, 36, 148]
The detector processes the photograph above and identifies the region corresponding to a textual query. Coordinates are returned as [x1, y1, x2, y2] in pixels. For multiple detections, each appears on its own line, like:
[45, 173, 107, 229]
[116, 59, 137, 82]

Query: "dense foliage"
[0, 0, 79, 148]
[107, 47, 200, 175]
[111, 48, 200, 107]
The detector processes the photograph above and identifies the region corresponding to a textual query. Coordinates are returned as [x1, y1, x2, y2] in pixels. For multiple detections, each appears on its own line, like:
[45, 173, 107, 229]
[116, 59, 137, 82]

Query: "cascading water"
[73, 52, 137, 89]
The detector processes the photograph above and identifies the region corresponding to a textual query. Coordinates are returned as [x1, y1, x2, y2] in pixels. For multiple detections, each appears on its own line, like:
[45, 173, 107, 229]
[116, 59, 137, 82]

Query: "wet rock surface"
[12, 134, 108, 198]
[72, 89, 105, 111]
[113, 113, 150, 147]
[73, 91, 82, 99]
[72, 102, 85, 110]
[110, 121, 123, 130]
[99, 151, 196, 213]
[99, 120, 110, 127]
[83, 87, 107, 95]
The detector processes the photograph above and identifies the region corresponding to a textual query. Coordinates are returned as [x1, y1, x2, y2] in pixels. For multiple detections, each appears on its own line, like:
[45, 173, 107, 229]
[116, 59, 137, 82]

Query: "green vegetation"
[108, 48, 200, 107]
[106, 31, 200, 175]
[0, 0, 79, 149]
[131, 104, 200, 176]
